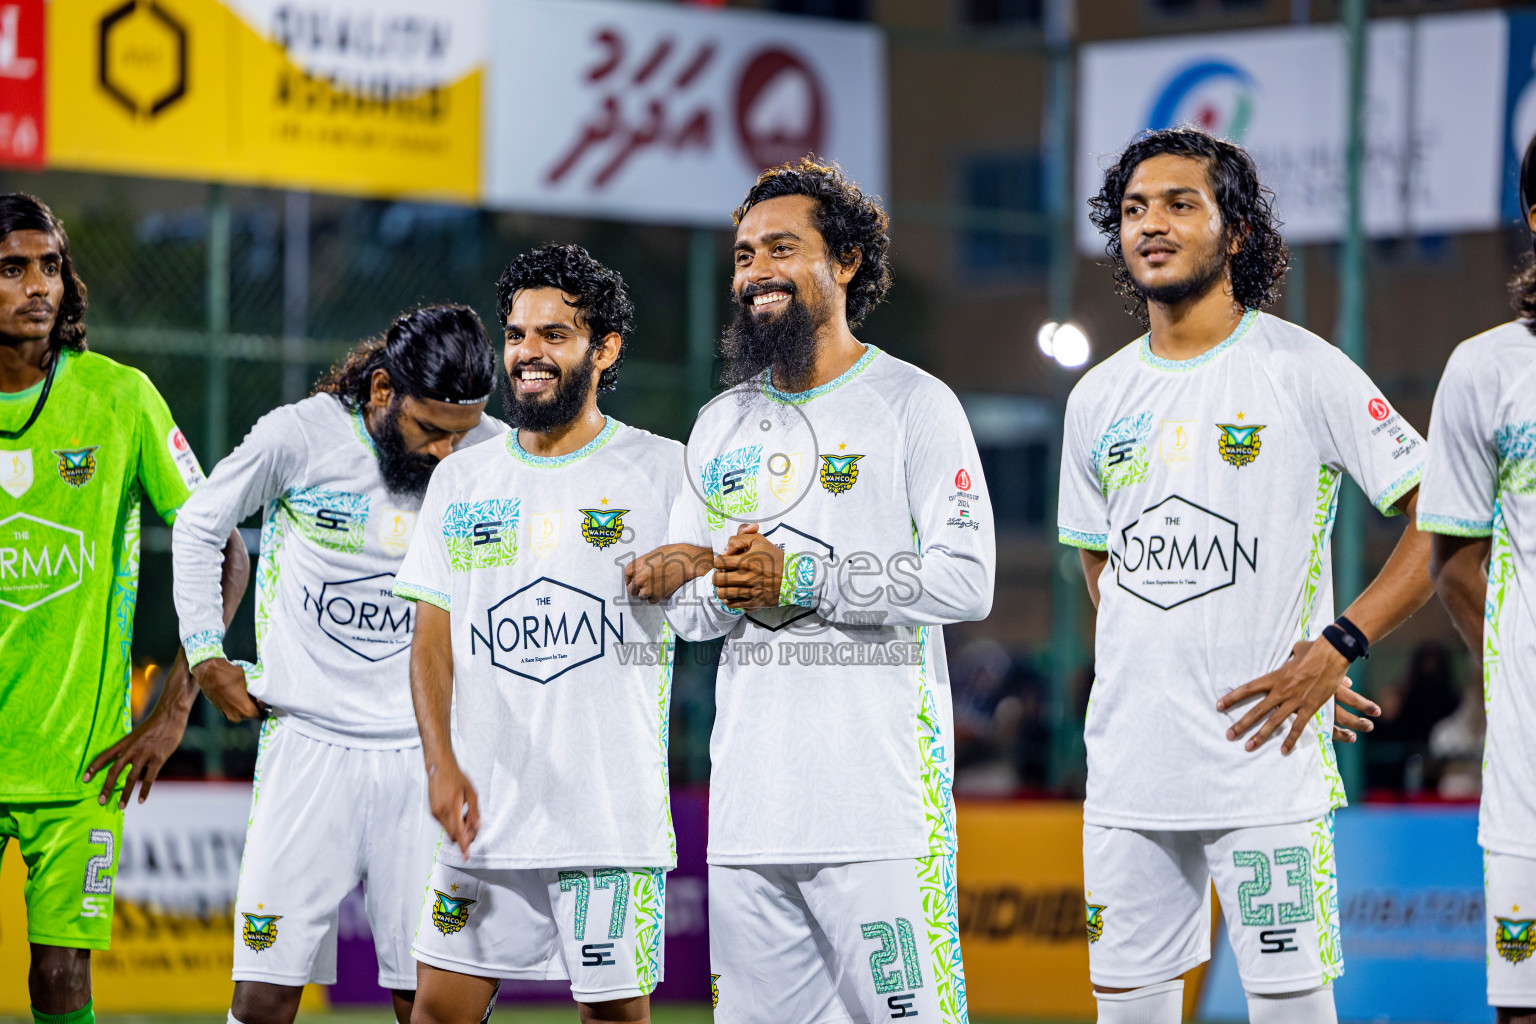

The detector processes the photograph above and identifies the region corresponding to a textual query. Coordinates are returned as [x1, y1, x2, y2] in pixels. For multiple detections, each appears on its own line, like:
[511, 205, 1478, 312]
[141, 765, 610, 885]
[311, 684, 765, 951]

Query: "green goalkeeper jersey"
[0, 349, 204, 801]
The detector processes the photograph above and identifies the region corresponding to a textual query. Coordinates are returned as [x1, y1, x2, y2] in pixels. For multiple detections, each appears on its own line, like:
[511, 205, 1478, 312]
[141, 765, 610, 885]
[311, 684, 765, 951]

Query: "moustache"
[738, 281, 798, 307]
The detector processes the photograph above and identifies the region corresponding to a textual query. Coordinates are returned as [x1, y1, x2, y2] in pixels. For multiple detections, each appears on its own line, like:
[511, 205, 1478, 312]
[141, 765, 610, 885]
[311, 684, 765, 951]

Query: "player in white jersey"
[171, 306, 506, 1024]
[1419, 135, 1536, 1023]
[1059, 128, 1436, 1024]
[398, 245, 690, 1024]
[629, 158, 994, 1024]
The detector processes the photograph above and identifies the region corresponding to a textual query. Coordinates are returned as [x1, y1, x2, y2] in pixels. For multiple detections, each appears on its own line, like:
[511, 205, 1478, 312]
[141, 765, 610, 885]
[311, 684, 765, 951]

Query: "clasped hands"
[624, 524, 784, 610]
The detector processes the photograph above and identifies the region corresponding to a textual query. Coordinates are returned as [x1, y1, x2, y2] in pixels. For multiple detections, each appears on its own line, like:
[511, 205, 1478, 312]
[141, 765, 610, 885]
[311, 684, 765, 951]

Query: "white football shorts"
[1486, 850, 1536, 1007]
[708, 857, 968, 1024]
[233, 718, 435, 989]
[411, 860, 667, 1002]
[1083, 813, 1342, 995]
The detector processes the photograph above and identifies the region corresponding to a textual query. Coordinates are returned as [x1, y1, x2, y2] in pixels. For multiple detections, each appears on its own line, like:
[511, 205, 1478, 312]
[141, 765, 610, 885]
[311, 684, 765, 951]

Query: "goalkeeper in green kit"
[0, 194, 249, 1023]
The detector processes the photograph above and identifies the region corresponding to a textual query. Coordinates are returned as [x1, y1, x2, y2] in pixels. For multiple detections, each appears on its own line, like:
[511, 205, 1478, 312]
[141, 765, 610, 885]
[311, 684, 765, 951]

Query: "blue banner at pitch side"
[1200, 806, 1488, 1024]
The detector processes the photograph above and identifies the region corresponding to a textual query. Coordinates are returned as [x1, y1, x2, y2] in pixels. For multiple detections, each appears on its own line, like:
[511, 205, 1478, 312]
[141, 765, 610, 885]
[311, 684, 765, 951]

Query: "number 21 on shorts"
[862, 917, 923, 1018]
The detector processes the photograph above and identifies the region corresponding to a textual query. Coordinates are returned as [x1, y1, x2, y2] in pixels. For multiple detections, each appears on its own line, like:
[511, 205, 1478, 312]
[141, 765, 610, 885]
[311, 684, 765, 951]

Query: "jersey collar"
[350, 406, 379, 456]
[507, 415, 619, 468]
[762, 344, 881, 405]
[1137, 308, 1258, 373]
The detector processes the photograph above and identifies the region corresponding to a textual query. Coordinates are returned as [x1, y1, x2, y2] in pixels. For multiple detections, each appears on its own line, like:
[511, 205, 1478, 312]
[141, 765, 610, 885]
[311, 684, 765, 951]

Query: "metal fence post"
[687, 227, 717, 415]
[1335, 0, 1368, 799]
[206, 185, 231, 460]
[282, 190, 311, 403]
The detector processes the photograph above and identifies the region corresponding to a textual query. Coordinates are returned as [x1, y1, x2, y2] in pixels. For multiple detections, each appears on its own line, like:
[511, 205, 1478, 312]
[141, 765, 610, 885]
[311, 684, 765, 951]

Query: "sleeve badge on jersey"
[818, 453, 864, 495]
[432, 890, 477, 935]
[1496, 917, 1536, 964]
[52, 446, 99, 488]
[241, 912, 282, 951]
[167, 426, 205, 489]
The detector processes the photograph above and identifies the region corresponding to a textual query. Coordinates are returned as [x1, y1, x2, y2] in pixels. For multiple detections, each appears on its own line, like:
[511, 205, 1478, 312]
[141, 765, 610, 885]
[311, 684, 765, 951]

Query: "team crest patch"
[1216, 424, 1265, 468]
[819, 454, 863, 495]
[53, 446, 99, 488]
[432, 890, 477, 935]
[1086, 903, 1106, 944]
[580, 508, 628, 549]
[1496, 917, 1536, 964]
[241, 912, 282, 951]
[710, 974, 721, 1008]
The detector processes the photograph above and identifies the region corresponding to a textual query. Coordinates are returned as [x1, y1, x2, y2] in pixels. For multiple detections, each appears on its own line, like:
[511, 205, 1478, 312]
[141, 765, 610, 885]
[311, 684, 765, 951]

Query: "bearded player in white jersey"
[1058, 127, 1436, 1023]
[630, 157, 994, 1024]
[172, 306, 506, 1024]
[399, 245, 695, 1024]
[1419, 134, 1536, 1024]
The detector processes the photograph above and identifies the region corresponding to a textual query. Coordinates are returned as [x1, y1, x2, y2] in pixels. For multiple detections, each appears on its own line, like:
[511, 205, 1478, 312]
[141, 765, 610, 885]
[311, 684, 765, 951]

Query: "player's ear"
[592, 332, 622, 373]
[368, 368, 394, 410]
[834, 245, 862, 286]
[1525, 204, 1536, 234]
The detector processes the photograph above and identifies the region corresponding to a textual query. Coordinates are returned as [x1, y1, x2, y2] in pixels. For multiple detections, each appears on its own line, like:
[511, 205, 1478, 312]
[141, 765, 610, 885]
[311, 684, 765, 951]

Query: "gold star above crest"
[257, 903, 264, 910]
[1236, 411, 1246, 421]
[1516, 904, 1522, 913]
[600, 497, 609, 505]
[450, 883, 459, 893]
[838, 443, 847, 451]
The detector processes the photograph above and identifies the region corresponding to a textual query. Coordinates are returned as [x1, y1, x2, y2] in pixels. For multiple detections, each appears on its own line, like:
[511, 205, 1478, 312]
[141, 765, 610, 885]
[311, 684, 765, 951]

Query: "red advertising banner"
[0, 0, 44, 167]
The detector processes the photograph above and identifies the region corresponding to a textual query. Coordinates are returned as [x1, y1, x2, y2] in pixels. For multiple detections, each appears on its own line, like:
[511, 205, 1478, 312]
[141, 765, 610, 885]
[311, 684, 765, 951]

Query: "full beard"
[720, 286, 831, 393]
[1132, 238, 1229, 308]
[500, 347, 598, 433]
[373, 399, 440, 498]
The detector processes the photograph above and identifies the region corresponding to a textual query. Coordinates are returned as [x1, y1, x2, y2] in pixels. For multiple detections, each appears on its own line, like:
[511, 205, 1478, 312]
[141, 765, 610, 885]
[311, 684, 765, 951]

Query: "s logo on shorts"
[432, 890, 476, 935]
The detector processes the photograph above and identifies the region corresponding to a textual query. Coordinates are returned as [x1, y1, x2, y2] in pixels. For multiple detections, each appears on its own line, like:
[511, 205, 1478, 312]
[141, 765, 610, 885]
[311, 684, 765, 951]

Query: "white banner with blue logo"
[1078, 13, 1507, 252]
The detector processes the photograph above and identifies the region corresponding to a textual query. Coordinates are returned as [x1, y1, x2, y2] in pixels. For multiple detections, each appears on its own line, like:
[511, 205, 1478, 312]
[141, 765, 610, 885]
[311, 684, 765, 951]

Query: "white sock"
[1095, 979, 1184, 1023]
[228, 1013, 246, 1024]
[1245, 983, 1337, 1024]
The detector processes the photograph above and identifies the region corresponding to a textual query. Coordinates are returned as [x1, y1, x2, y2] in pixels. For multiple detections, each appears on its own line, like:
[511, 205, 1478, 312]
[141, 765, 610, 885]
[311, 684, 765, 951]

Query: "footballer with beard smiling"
[1057, 127, 1435, 1023]
[170, 305, 504, 1024]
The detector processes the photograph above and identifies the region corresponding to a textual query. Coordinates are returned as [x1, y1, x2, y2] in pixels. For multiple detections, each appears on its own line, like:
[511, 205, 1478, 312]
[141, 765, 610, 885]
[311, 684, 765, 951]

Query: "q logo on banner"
[1146, 60, 1257, 142]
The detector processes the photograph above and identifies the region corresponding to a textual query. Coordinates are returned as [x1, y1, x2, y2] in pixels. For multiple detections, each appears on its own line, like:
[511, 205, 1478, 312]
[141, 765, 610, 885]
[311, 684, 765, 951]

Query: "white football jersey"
[1418, 321, 1536, 859]
[1058, 310, 1427, 830]
[669, 346, 996, 865]
[393, 418, 688, 870]
[172, 393, 507, 746]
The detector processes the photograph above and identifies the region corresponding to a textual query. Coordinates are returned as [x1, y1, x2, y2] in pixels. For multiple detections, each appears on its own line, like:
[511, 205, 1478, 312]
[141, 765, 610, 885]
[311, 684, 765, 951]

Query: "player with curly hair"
[1059, 127, 1435, 1023]
[398, 245, 702, 1023]
[629, 158, 994, 1024]
[171, 304, 504, 1024]
[0, 193, 250, 1024]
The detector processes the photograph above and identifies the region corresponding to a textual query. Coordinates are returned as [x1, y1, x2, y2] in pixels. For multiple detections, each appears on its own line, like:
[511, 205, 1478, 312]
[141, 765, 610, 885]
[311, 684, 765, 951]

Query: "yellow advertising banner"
[45, 0, 483, 202]
[955, 801, 1208, 1019]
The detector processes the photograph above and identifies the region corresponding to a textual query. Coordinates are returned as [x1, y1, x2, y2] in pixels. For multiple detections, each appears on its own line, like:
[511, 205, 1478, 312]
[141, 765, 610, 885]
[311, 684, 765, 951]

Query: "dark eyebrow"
[1123, 186, 1203, 204]
[734, 230, 802, 253]
[0, 252, 60, 267]
[413, 415, 451, 435]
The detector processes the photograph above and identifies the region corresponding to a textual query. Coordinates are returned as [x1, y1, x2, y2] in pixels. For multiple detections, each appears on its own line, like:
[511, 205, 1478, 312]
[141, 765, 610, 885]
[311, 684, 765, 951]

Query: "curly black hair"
[314, 304, 495, 409]
[1511, 133, 1536, 328]
[495, 243, 634, 394]
[733, 155, 892, 329]
[0, 193, 89, 355]
[1088, 127, 1288, 327]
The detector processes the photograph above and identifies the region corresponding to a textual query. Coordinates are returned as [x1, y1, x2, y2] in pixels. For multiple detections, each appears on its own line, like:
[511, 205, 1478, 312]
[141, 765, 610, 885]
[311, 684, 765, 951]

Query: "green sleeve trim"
[182, 629, 226, 668]
[1417, 512, 1494, 538]
[710, 589, 745, 618]
[778, 552, 818, 607]
[1059, 528, 1108, 551]
[1374, 465, 1423, 516]
[394, 581, 450, 611]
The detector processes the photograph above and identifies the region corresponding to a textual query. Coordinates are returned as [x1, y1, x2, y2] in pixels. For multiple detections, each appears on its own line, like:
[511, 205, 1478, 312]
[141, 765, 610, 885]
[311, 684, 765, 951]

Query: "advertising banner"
[1077, 13, 1507, 251]
[482, 0, 887, 226]
[1503, 11, 1536, 223]
[45, 0, 484, 201]
[0, 0, 45, 167]
[1200, 806, 1488, 1024]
